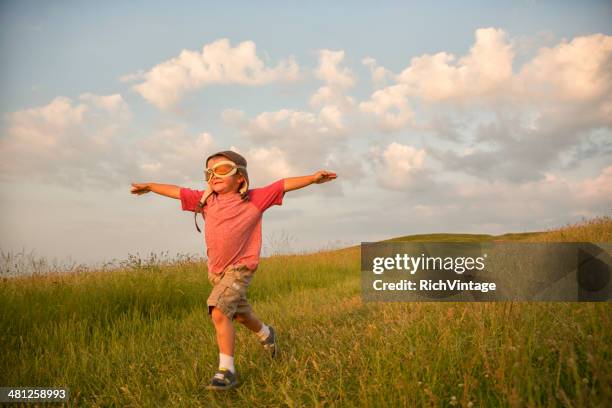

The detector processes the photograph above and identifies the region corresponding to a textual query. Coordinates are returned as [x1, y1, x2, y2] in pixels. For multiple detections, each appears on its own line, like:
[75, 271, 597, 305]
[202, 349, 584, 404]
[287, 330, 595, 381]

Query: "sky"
[0, 0, 611, 269]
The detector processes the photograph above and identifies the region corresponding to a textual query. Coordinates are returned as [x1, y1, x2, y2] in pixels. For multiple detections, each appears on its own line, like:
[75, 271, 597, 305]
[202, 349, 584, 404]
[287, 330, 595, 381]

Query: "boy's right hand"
[131, 182, 151, 195]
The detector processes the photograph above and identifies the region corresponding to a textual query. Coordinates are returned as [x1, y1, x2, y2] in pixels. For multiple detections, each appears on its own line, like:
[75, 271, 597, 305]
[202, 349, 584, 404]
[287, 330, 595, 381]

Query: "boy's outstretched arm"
[131, 182, 181, 199]
[283, 170, 337, 192]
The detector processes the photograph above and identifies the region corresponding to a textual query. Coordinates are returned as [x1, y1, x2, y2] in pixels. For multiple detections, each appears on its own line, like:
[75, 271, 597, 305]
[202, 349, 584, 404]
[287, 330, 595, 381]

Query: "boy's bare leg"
[211, 307, 235, 355]
[235, 311, 276, 357]
[233, 311, 263, 332]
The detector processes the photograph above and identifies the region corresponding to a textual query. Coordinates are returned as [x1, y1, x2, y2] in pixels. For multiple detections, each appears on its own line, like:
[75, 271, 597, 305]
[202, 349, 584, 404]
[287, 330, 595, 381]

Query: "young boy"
[130, 150, 337, 390]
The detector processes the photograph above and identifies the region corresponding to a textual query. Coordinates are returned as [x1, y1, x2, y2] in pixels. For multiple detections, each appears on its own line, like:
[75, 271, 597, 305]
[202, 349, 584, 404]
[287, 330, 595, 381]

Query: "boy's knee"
[233, 312, 248, 323]
[211, 306, 230, 324]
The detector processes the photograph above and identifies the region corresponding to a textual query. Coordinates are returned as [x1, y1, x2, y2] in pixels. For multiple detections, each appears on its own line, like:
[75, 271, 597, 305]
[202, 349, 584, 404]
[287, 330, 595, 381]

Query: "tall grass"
[0, 218, 610, 407]
[522, 216, 612, 243]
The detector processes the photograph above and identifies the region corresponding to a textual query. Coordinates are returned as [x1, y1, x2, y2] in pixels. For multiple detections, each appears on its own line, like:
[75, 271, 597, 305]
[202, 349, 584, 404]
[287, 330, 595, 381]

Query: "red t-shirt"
[180, 179, 285, 274]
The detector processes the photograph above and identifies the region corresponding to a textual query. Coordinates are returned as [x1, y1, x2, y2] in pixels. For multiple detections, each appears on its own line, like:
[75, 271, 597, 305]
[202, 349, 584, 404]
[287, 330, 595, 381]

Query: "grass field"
[1, 217, 611, 407]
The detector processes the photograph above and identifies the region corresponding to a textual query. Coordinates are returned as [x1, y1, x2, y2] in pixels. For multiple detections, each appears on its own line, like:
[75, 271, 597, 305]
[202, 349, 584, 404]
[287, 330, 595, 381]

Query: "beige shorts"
[207, 264, 255, 320]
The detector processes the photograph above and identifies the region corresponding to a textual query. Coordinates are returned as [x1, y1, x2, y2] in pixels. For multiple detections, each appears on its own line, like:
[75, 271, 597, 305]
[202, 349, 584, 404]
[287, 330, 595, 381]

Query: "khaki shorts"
[207, 264, 255, 320]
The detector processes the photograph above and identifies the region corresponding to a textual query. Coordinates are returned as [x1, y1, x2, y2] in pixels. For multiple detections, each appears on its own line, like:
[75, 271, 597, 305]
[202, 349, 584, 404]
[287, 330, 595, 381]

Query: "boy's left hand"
[312, 170, 337, 184]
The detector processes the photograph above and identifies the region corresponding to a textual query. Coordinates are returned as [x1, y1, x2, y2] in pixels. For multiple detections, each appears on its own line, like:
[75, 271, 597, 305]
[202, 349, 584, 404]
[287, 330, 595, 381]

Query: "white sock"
[219, 353, 234, 373]
[256, 323, 270, 341]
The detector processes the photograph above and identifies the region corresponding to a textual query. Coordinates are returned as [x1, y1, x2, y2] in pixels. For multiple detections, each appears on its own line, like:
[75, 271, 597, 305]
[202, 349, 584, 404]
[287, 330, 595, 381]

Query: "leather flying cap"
[206, 150, 247, 168]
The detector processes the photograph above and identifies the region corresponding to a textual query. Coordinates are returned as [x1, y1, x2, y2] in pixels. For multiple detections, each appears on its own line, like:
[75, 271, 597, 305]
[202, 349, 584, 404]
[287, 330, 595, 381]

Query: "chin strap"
[194, 186, 215, 233]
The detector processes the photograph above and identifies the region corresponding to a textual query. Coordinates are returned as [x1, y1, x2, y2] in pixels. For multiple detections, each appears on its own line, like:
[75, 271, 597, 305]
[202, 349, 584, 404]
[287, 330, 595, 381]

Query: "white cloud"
[222, 107, 347, 139]
[318, 105, 344, 132]
[362, 30, 612, 133]
[229, 145, 294, 185]
[396, 27, 514, 102]
[119, 69, 146, 83]
[309, 86, 355, 110]
[362, 57, 392, 88]
[7, 96, 88, 131]
[248, 109, 318, 138]
[517, 33, 612, 104]
[369, 142, 426, 190]
[130, 38, 300, 110]
[313, 49, 356, 89]
[79, 93, 131, 119]
[359, 28, 514, 133]
[134, 126, 215, 183]
[0, 94, 227, 189]
[0, 95, 131, 189]
[359, 84, 413, 132]
[309, 49, 357, 133]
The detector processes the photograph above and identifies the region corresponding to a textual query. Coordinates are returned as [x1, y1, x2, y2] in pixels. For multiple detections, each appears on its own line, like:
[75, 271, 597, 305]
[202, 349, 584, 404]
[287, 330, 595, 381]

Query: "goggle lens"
[212, 164, 235, 175]
[205, 161, 238, 181]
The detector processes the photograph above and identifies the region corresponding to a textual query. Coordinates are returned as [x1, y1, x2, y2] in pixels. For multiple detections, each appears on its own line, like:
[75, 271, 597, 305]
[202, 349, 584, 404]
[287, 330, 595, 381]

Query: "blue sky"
[1, 1, 611, 270]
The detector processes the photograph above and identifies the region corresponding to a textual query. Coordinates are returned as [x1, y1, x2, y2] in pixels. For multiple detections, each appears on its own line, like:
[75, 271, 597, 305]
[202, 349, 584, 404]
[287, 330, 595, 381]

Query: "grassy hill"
[1, 217, 610, 407]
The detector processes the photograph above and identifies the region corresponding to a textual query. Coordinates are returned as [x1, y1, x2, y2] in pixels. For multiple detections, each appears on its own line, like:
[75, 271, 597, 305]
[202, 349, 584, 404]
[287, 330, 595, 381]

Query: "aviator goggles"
[205, 160, 246, 182]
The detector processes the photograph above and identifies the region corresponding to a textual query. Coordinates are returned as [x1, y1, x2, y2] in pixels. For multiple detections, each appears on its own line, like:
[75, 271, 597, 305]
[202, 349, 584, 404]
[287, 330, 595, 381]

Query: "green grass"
[1, 218, 611, 407]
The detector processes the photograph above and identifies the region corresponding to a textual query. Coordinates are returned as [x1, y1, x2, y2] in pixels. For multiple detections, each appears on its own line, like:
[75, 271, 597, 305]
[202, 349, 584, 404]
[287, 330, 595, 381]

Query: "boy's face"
[207, 156, 245, 195]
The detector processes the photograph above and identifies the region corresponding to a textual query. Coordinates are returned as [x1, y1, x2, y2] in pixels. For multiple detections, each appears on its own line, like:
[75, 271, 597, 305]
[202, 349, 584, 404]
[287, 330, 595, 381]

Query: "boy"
[130, 150, 337, 390]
